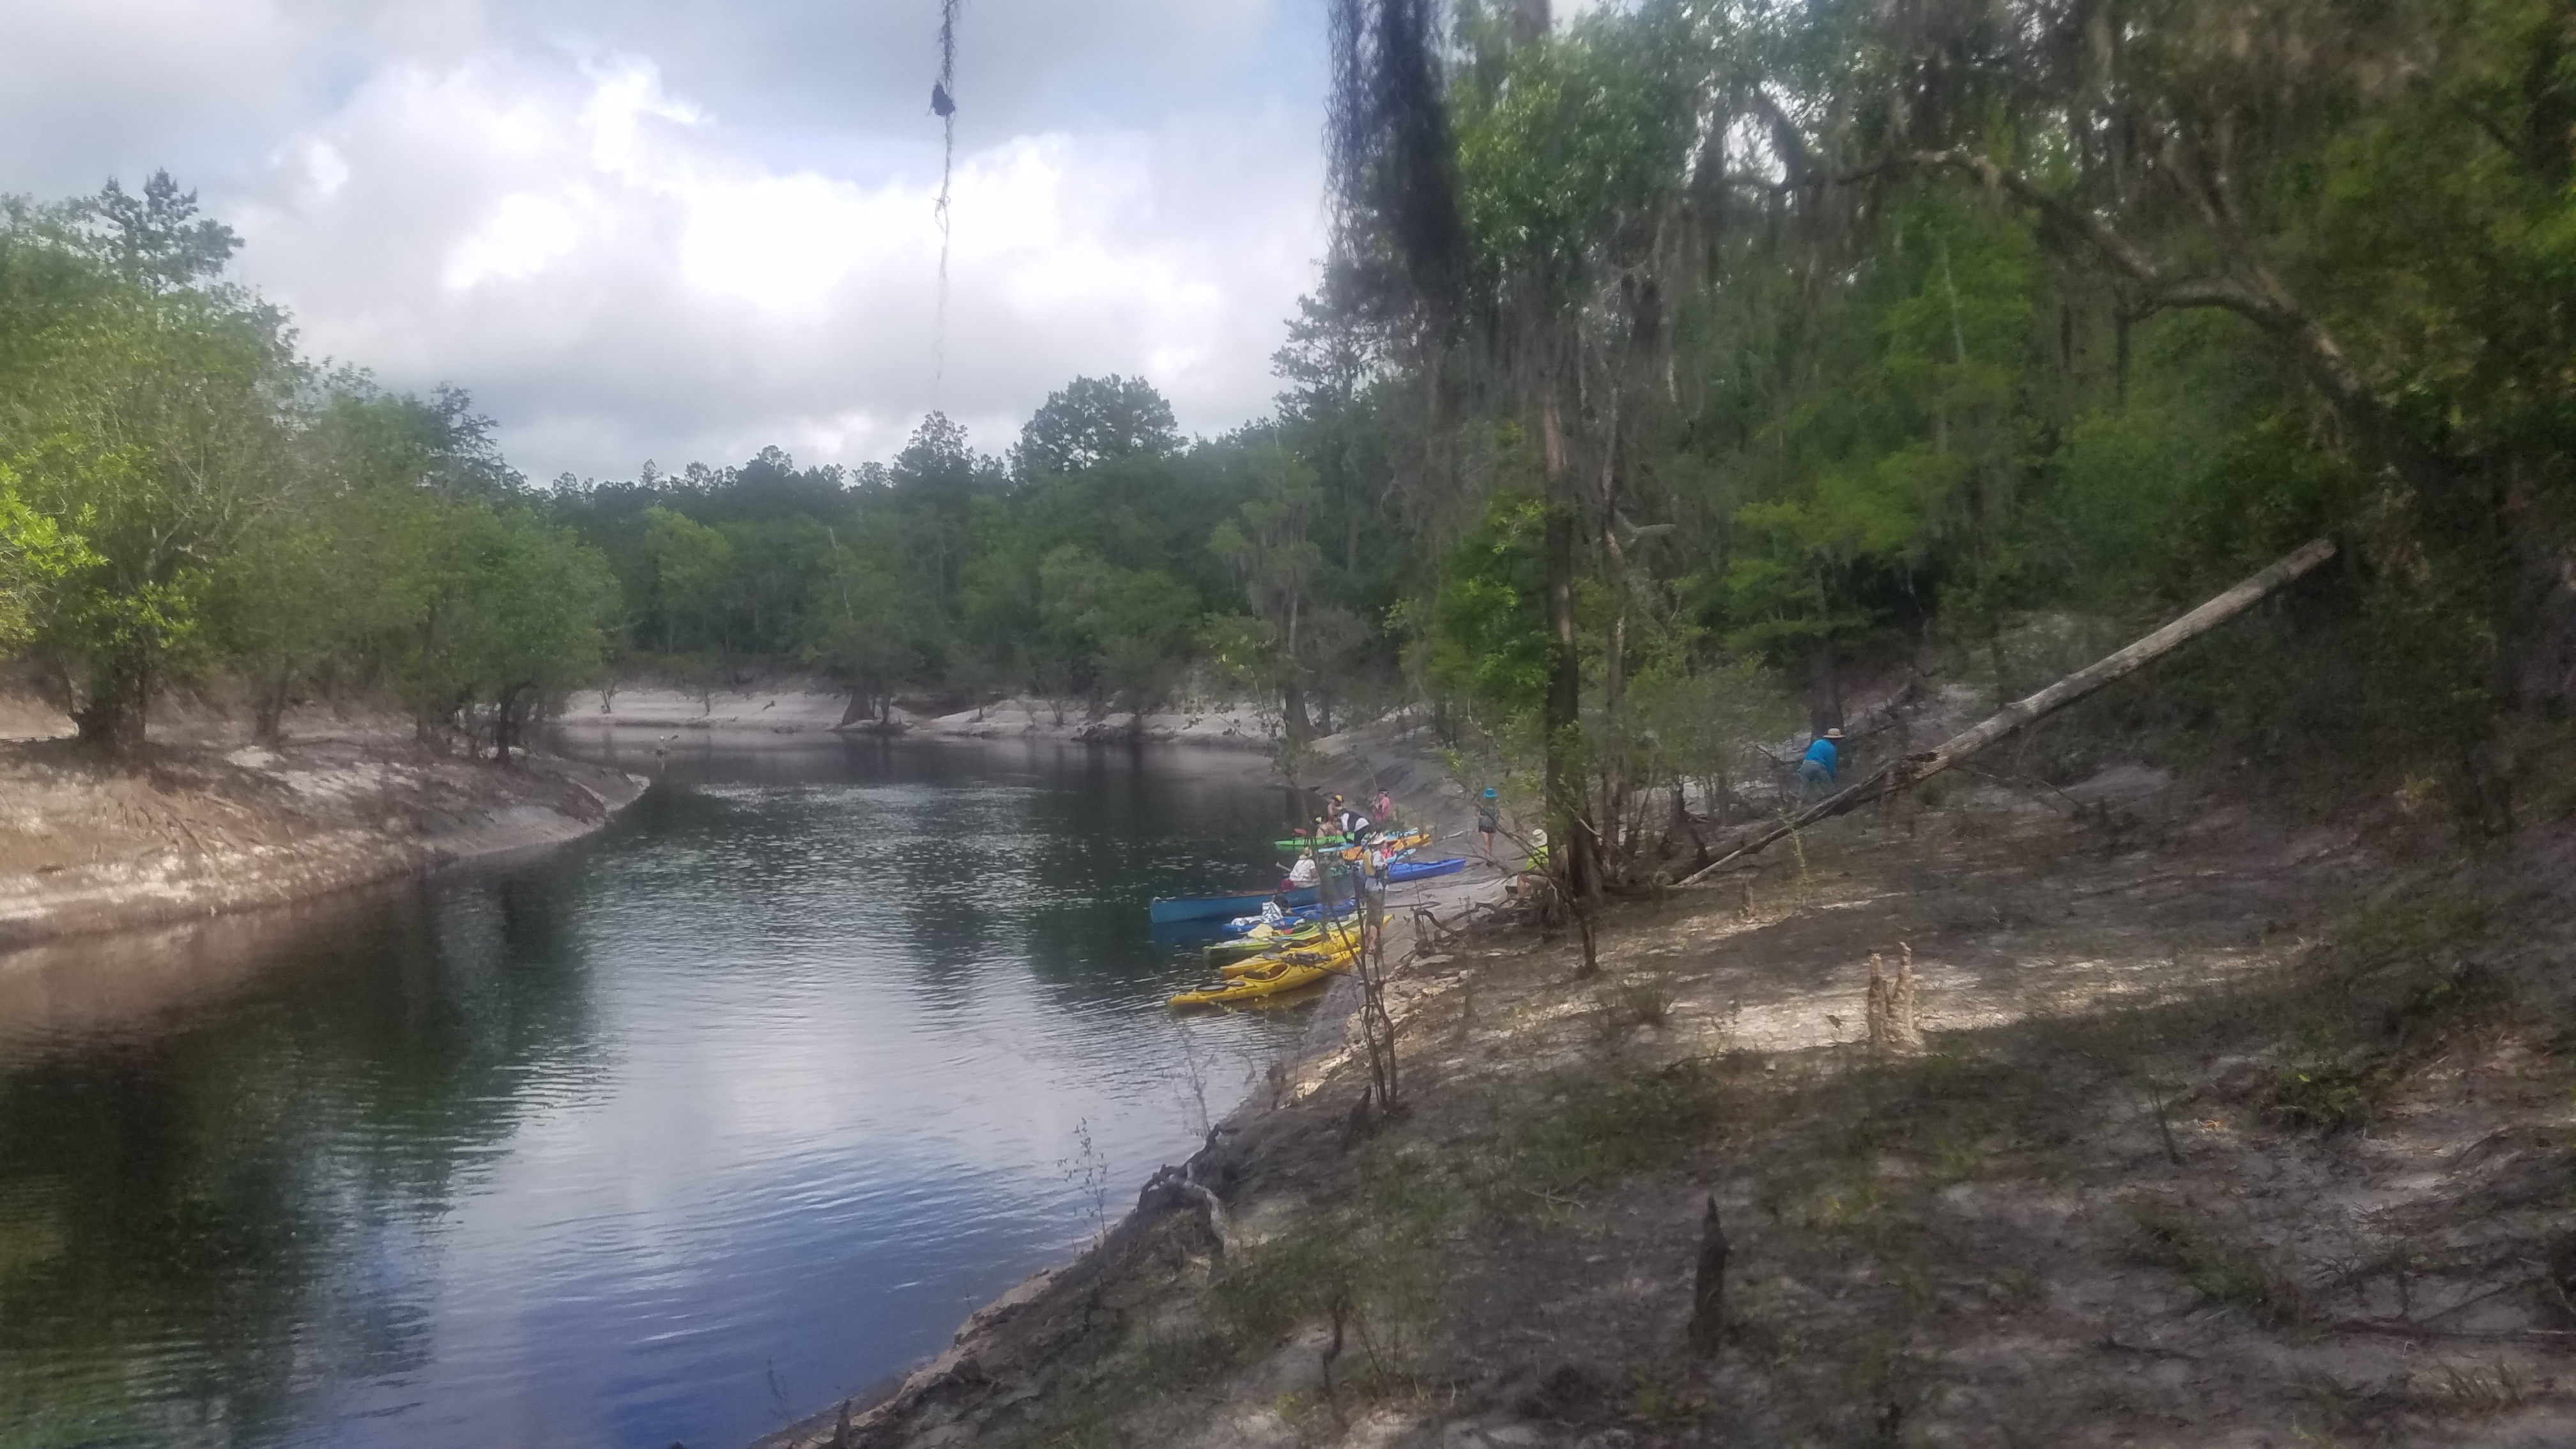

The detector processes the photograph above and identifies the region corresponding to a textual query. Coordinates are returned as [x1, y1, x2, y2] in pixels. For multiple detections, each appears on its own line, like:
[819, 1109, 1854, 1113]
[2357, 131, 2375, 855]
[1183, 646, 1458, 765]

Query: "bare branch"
[1907, 149, 2166, 286]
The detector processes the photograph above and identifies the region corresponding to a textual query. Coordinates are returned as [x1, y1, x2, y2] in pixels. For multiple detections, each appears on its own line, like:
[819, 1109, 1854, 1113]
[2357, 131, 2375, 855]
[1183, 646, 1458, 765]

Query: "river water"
[0, 740, 1307, 1449]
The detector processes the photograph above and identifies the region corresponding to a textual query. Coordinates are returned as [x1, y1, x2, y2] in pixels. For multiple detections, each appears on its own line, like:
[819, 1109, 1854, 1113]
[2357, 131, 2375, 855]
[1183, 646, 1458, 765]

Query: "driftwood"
[1680, 536, 2338, 887]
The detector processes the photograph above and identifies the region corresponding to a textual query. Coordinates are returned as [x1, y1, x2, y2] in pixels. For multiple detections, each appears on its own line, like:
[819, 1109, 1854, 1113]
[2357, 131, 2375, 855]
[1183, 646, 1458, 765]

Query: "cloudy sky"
[0, 0, 1335, 482]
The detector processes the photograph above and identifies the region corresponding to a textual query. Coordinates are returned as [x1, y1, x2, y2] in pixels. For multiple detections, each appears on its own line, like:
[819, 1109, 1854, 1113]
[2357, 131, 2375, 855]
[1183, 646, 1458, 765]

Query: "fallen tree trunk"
[1679, 536, 2338, 887]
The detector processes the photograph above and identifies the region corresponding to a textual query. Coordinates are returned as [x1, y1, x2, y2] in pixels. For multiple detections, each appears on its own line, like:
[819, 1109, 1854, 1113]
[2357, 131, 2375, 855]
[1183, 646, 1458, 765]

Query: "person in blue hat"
[1798, 728, 1843, 800]
[1476, 786, 1501, 861]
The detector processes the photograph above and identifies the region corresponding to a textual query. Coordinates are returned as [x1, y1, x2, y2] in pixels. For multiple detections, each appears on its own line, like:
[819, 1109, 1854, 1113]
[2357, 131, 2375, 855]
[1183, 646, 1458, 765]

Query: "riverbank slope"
[562, 682, 1284, 752]
[765, 765, 2576, 1448]
[0, 726, 646, 951]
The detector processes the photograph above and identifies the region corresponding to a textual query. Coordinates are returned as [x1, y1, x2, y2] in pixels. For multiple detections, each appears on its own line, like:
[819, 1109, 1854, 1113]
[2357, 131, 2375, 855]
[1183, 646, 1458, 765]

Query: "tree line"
[6, 0, 2568, 896]
[540, 370, 1413, 738]
[0, 176, 613, 761]
[0, 176, 1423, 759]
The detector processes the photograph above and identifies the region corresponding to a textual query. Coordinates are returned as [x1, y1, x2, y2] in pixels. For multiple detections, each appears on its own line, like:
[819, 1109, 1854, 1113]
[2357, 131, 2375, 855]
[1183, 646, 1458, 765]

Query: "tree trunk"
[415, 618, 445, 744]
[1540, 377, 1600, 970]
[1681, 536, 2339, 884]
[252, 671, 291, 746]
[1282, 679, 1315, 744]
[494, 683, 526, 768]
[1540, 385, 1588, 879]
[1600, 523, 1632, 886]
[75, 647, 151, 756]
[1282, 592, 1313, 744]
[1807, 638, 1843, 733]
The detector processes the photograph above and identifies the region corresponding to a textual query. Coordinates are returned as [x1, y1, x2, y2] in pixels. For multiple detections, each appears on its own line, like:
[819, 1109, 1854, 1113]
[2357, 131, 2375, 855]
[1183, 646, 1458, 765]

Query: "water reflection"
[0, 739, 1300, 1449]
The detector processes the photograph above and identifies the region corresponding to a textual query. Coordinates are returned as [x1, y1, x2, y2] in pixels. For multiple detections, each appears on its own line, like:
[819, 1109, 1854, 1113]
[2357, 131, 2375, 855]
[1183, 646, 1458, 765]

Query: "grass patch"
[2129, 1204, 2308, 1328]
[1787, 1161, 1892, 1235]
[1508, 1061, 1722, 1193]
[2266, 1021, 2400, 1132]
[2341, 894, 2488, 962]
[1586, 972, 1682, 1046]
[1211, 1153, 1450, 1400]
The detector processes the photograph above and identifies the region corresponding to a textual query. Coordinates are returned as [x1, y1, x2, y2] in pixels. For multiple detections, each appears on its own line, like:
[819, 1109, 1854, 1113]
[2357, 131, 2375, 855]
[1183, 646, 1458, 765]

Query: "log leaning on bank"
[1680, 535, 2339, 887]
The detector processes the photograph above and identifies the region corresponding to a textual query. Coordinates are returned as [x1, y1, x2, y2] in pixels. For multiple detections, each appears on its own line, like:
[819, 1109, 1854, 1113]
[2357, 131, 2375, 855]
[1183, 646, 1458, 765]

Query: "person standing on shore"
[1335, 797, 1373, 842]
[1476, 788, 1500, 862]
[1359, 839, 1390, 953]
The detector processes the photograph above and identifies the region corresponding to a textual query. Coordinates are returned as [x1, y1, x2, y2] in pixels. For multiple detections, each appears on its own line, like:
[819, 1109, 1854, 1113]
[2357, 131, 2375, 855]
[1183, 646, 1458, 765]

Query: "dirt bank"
[0, 734, 646, 952]
[564, 683, 1289, 753]
[758, 764, 2576, 1449]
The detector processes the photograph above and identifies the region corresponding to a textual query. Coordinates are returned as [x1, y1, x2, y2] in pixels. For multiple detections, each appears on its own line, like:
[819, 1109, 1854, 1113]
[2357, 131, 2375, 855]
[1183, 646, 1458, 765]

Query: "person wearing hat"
[1332, 793, 1372, 841]
[1476, 787, 1501, 862]
[1285, 844, 1322, 890]
[1798, 728, 1844, 800]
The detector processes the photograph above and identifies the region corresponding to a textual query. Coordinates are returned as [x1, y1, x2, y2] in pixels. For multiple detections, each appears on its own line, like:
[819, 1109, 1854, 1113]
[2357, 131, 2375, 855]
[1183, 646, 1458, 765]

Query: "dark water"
[0, 739, 1306, 1449]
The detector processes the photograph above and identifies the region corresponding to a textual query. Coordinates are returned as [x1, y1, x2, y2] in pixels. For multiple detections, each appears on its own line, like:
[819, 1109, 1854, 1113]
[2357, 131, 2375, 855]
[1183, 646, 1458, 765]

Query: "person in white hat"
[1797, 727, 1844, 800]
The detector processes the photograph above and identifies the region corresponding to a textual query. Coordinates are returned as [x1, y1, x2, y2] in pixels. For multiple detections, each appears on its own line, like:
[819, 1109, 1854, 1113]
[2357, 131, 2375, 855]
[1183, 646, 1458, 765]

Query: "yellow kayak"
[1169, 959, 1342, 1009]
[1334, 827, 1430, 861]
[1216, 937, 1356, 979]
[1206, 923, 1323, 966]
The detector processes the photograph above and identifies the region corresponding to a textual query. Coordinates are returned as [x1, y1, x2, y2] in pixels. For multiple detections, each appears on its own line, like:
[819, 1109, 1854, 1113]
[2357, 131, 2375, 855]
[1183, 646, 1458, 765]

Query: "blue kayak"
[1149, 884, 1319, 925]
[1387, 856, 1468, 883]
[1152, 857, 1468, 925]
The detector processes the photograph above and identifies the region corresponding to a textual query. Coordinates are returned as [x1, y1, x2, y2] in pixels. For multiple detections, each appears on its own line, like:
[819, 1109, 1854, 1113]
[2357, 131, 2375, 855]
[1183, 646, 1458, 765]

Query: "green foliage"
[1425, 490, 1554, 721]
[0, 464, 94, 649]
[640, 506, 735, 652]
[1452, 6, 1697, 300]
[1011, 374, 1181, 480]
[416, 504, 617, 719]
[0, 180, 613, 753]
[546, 389, 1293, 717]
[1627, 656, 1798, 796]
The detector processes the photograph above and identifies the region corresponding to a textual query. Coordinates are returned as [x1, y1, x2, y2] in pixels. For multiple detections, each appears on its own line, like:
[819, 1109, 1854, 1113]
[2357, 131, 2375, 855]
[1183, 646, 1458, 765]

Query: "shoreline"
[0, 735, 648, 954]
[564, 685, 1289, 755]
[753, 861, 1512, 1449]
[744, 766, 2576, 1448]
[752, 728, 1511, 1449]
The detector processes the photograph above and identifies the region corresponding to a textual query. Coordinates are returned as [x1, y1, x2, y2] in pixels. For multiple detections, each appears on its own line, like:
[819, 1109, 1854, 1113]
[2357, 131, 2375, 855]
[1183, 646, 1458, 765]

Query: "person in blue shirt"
[1798, 728, 1843, 799]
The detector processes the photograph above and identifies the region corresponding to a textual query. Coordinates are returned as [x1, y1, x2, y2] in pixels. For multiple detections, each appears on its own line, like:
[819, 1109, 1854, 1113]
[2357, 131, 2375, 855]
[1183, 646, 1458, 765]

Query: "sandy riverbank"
[753, 754, 2576, 1448]
[0, 728, 647, 953]
[562, 683, 1287, 752]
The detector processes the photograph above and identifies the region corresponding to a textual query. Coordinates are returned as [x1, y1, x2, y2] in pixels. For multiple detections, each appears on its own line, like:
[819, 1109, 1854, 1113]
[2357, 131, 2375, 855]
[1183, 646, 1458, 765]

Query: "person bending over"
[1797, 728, 1843, 801]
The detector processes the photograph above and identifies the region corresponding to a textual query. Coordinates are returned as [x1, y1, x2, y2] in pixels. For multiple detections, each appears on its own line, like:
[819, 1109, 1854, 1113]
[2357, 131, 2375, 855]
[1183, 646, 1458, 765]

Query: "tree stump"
[1689, 1195, 1729, 1353]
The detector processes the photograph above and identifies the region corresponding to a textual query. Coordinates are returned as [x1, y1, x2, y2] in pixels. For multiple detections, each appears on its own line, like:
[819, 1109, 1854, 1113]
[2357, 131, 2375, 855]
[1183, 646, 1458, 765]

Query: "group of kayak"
[1153, 793, 1468, 1010]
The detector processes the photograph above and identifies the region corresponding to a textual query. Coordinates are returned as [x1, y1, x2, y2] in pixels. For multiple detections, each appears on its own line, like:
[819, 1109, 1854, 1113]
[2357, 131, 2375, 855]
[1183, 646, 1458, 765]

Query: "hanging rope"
[931, 0, 960, 382]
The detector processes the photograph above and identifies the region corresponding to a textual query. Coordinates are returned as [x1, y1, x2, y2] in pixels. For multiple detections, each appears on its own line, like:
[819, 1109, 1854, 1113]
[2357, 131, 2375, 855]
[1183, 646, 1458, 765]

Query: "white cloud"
[5, 1, 1326, 480]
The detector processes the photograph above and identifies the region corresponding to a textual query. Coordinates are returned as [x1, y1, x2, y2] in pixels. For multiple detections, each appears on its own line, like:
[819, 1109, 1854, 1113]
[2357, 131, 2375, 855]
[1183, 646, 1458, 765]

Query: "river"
[0, 739, 1307, 1449]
